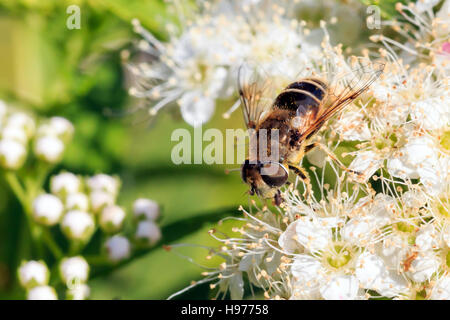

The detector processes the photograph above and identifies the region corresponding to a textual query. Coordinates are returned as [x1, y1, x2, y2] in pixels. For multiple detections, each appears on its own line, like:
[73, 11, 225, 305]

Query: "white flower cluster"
[127, 0, 321, 126]
[169, 0, 450, 300]
[17, 260, 56, 300]
[328, 2, 449, 196]
[26, 172, 162, 299]
[0, 101, 73, 169]
[199, 162, 449, 300]
[32, 172, 162, 256]
[17, 257, 91, 300]
[277, 177, 449, 300]
[371, 1, 450, 77]
[133, 198, 162, 246]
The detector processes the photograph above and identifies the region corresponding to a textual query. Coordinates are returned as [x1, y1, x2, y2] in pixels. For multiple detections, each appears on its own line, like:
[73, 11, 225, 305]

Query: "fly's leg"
[305, 142, 362, 177]
[288, 163, 312, 200]
[273, 189, 283, 207]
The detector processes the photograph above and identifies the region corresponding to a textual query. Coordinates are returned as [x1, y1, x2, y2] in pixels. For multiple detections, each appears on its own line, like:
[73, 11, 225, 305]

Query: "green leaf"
[89, 206, 240, 278]
[358, 0, 409, 19]
[88, 0, 173, 38]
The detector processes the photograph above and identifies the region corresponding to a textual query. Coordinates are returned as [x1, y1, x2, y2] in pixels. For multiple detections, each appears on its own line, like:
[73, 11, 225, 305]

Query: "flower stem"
[42, 229, 63, 259]
[4, 172, 27, 207]
[4, 171, 63, 259]
[4, 172, 43, 256]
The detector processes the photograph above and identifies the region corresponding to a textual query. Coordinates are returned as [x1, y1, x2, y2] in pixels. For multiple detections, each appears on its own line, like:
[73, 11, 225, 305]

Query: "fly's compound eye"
[260, 162, 289, 187]
[241, 159, 254, 183]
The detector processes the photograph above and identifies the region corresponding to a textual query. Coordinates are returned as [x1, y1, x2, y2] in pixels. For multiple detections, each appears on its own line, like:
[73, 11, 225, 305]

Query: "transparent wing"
[292, 103, 320, 136]
[238, 62, 277, 129]
[300, 57, 385, 140]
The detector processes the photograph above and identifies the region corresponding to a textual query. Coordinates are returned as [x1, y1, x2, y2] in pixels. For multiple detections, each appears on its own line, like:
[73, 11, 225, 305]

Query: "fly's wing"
[238, 62, 277, 129]
[299, 57, 385, 140]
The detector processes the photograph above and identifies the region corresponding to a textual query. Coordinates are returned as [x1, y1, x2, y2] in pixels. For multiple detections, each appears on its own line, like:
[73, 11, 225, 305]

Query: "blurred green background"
[0, 0, 251, 299]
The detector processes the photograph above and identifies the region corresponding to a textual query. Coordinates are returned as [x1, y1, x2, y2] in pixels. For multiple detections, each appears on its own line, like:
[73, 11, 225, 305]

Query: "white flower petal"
[290, 255, 324, 300]
[179, 91, 215, 126]
[320, 275, 359, 300]
[356, 252, 408, 298]
[443, 224, 450, 248]
[417, 155, 449, 196]
[411, 98, 450, 130]
[377, 235, 409, 271]
[291, 255, 323, 283]
[343, 216, 378, 246]
[430, 276, 450, 300]
[415, 224, 440, 251]
[387, 136, 438, 180]
[229, 272, 244, 300]
[335, 111, 371, 141]
[407, 253, 440, 283]
[349, 151, 382, 180]
[278, 220, 301, 253]
[238, 253, 263, 272]
[295, 217, 331, 252]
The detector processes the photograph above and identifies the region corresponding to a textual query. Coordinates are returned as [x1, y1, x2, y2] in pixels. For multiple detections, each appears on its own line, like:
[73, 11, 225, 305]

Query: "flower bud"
[34, 135, 65, 163]
[0, 139, 26, 170]
[50, 172, 81, 196]
[65, 192, 89, 211]
[66, 283, 90, 300]
[99, 205, 126, 233]
[49, 117, 74, 141]
[105, 235, 131, 262]
[27, 285, 57, 300]
[133, 198, 160, 221]
[7, 112, 35, 138]
[90, 190, 115, 214]
[61, 210, 95, 241]
[136, 220, 161, 246]
[18, 260, 49, 289]
[87, 174, 120, 196]
[1, 125, 28, 144]
[32, 194, 64, 226]
[37, 117, 74, 141]
[59, 256, 89, 285]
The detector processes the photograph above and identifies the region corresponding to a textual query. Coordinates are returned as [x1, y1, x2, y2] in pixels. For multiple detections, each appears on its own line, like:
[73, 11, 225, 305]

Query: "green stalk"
[41, 229, 63, 259]
[5, 170, 64, 259]
[4, 172, 42, 256]
[4, 172, 27, 207]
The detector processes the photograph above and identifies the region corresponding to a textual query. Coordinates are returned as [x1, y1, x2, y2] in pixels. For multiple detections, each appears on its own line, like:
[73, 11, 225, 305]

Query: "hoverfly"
[239, 58, 384, 205]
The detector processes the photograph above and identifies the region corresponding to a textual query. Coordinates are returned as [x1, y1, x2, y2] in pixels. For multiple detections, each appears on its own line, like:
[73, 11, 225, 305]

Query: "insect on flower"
[239, 58, 385, 206]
